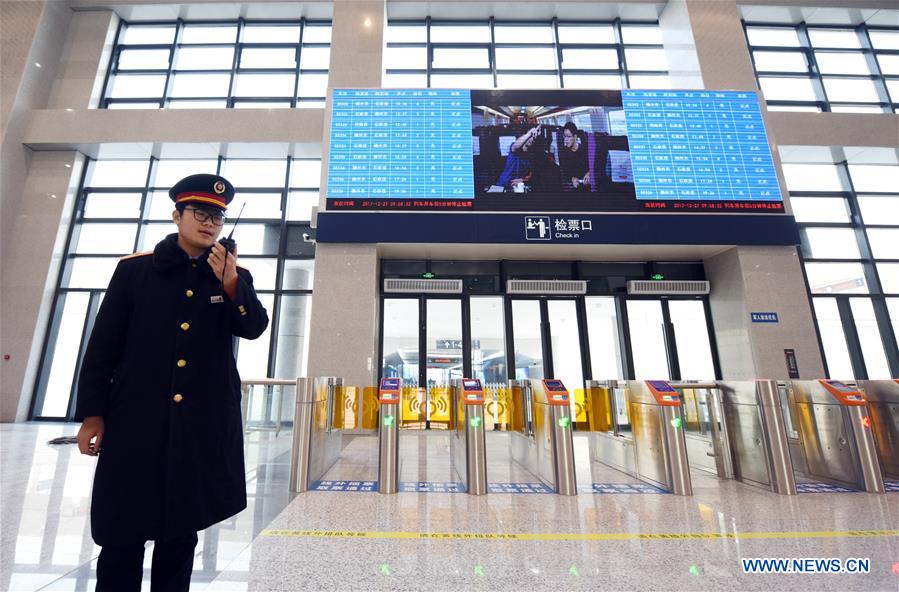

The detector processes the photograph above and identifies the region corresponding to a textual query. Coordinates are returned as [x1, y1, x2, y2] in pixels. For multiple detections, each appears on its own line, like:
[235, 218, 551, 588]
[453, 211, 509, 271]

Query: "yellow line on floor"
[261, 529, 899, 542]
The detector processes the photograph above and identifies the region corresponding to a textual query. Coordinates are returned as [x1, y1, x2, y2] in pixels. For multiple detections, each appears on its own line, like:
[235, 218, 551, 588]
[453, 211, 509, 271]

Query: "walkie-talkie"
[218, 202, 245, 254]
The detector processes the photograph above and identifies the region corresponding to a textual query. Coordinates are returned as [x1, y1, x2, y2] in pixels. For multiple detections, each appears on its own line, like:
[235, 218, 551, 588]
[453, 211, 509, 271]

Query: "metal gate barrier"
[586, 380, 798, 496]
[289, 376, 345, 493]
[785, 380, 884, 493]
[450, 379, 487, 495]
[508, 379, 577, 495]
[857, 380, 899, 480]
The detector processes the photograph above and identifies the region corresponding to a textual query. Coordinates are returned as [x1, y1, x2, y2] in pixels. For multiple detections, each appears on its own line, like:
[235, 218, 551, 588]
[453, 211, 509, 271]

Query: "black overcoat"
[75, 233, 269, 546]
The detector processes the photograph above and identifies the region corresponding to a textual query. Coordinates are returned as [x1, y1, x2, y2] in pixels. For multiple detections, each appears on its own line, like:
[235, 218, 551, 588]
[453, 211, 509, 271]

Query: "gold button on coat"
[173, 394, 183, 403]
[177, 359, 187, 368]
[180, 322, 190, 331]
[186, 290, 194, 298]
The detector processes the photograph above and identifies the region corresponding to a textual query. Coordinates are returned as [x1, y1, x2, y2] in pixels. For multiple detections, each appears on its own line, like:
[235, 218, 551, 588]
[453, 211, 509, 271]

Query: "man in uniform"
[75, 173, 269, 591]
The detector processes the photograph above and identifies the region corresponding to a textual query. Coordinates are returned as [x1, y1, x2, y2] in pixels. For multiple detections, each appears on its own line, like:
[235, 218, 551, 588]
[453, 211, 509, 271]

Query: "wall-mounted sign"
[784, 349, 799, 379]
[327, 88, 783, 213]
[751, 312, 779, 323]
[435, 339, 480, 350]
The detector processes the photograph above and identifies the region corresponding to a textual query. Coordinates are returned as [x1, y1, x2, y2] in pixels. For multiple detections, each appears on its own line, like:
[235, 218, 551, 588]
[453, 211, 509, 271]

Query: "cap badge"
[213, 181, 226, 194]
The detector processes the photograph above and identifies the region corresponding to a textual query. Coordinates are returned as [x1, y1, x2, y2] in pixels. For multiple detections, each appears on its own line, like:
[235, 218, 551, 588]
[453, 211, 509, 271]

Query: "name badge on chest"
[210, 295, 224, 304]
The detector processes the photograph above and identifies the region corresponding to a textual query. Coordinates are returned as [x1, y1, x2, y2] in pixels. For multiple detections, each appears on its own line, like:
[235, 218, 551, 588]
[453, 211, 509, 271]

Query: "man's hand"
[77, 416, 105, 456]
[208, 242, 238, 300]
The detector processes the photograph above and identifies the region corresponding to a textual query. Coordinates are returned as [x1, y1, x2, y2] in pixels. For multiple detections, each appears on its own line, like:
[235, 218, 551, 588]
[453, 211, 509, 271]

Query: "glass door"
[668, 300, 716, 380]
[381, 298, 423, 428]
[626, 300, 670, 380]
[511, 300, 544, 380]
[625, 298, 719, 380]
[585, 296, 624, 380]
[425, 299, 462, 429]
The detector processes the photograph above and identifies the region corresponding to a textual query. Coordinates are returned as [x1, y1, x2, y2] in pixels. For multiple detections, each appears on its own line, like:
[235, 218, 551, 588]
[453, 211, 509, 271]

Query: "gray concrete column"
[46, 10, 118, 110]
[305, 0, 386, 389]
[305, 244, 380, 390]
[705, 247, 825, 379]
[1, 151, 85, 421]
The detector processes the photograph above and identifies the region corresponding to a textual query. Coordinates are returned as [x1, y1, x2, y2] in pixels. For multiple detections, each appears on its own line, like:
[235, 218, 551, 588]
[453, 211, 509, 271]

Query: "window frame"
[744, 21, 898, 113]
[100, 18, 332, 109]
[383, 17, 667, 90]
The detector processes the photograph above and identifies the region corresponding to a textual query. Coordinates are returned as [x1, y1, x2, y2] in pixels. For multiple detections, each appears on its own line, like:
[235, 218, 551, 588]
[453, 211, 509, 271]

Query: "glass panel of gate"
[426, 299, 462, 430]
[626, 300, 670, 379]
[512, 300, 544, 380]
[585, 296, 623, 379]
[547, 300, 586, 427]
[470, 297, 508, 430]
[668, 300, 716, 380]
[382, 299, 422, 428]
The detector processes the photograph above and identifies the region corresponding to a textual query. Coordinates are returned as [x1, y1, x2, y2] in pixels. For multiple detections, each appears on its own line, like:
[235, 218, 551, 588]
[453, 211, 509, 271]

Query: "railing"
[240, 378, 299, 436]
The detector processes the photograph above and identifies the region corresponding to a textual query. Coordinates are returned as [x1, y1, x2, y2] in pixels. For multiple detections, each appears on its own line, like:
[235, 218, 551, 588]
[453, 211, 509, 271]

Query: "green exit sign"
[651, 273, 665, 281]
[421, 272, 436, 279]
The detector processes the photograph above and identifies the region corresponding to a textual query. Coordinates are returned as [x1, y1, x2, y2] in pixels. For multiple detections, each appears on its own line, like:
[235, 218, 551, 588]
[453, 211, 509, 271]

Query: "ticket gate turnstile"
[857, 379, 899, 480]
[290, 376, 345, 493]
[450, 379, 487, 495]
[509, 379, 577, 496]
[379, 377, 489, 495]
[586, 380, 799, 496]
[676, 380, 797, 495]
[786, 380, 884, 493]
[584, 380, 691, 495]
[377, 378, 401, 494]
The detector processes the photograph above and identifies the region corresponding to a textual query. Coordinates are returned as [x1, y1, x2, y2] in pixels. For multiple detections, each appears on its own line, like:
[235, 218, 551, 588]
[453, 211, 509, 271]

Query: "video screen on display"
[463, 379, 482, 390]
[327, 89, 784, 213]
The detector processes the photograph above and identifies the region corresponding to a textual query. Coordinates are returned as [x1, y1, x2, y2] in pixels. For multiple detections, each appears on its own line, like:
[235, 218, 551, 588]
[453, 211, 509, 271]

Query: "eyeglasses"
[184, 207, 226, 226]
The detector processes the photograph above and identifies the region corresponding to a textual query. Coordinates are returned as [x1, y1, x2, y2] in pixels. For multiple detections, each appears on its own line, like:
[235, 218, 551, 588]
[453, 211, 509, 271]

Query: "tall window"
[383, 19, 669, 90]
[29, 156, 320, 420]
[745, 22, 898, 113]
[101, 19, 332, 109]
[786, 161, 899, 378]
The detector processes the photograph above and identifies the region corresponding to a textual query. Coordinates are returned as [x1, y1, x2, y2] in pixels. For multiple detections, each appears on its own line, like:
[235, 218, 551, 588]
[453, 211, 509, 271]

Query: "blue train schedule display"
[326, 88, 785, 213]
[327, 89, 473, 202]
[622, 90, 782, 205]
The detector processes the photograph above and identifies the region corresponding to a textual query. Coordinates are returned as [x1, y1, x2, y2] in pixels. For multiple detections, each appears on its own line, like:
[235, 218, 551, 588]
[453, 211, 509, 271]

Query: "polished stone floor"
[1, 423, 897, 591]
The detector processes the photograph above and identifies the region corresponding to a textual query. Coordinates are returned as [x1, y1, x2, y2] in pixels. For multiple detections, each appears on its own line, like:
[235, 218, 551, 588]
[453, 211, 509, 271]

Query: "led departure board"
[326, 89, 785, 213]
[622, 90, 780, 203]
[327, 89, 473, 200]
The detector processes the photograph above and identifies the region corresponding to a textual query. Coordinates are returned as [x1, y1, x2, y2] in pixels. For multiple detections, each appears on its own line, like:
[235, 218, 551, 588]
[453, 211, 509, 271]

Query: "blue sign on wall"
[751, 312, 779, 323]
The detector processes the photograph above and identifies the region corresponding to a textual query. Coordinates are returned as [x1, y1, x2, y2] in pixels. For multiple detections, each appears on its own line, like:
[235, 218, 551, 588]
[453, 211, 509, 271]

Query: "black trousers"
[96, 532, 198, 592]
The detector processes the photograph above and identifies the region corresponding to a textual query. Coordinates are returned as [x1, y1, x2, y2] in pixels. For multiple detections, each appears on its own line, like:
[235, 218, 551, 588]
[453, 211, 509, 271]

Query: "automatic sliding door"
[626, 300, 670, 380]
[511, 300, 544, 380]
[425, 299, 462, 429]
[668, 300, 716, 380]
[382, 299, 421, 428]
[585, 296, 623, 380]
